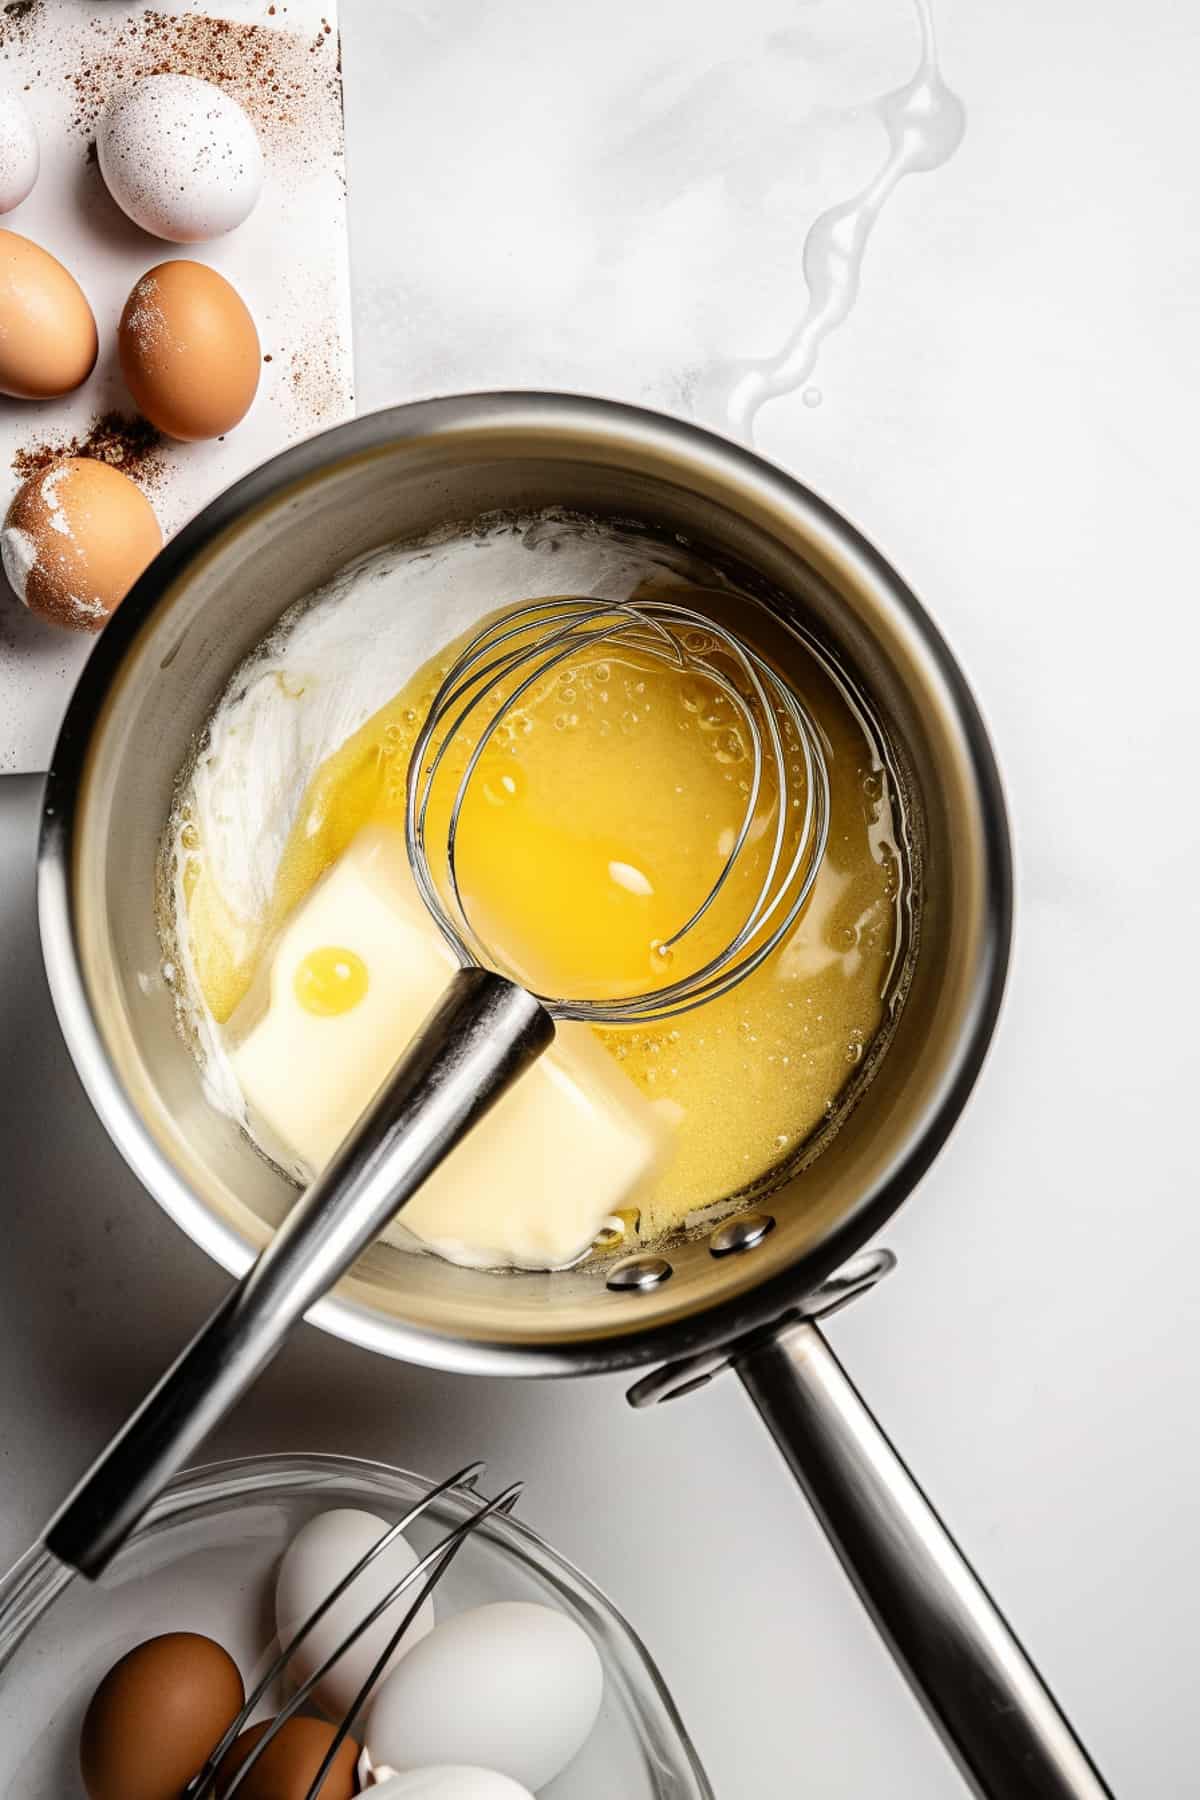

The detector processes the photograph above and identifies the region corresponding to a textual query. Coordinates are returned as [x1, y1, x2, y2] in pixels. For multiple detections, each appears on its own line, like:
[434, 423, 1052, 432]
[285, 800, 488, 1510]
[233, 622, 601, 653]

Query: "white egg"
[365, 1602, 603, 1793]
[97, 74, 263, 241]
[0, 89, 38, 213]
[275, 1509, 435, 1718]
[369, 1771, 533, 1799]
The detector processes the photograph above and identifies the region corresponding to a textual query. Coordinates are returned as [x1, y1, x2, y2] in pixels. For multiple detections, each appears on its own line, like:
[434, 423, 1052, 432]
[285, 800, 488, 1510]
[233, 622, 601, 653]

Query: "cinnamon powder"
[13, 412, 166, 490]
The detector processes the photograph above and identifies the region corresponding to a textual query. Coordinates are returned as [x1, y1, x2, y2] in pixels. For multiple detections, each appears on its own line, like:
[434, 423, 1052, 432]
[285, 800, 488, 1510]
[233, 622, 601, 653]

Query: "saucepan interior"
[38, 394, 1011, 1376]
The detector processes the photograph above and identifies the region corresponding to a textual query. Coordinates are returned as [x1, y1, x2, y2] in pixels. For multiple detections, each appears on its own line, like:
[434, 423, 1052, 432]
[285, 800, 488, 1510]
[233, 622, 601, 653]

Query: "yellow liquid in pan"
[185, 603, 905, 1236]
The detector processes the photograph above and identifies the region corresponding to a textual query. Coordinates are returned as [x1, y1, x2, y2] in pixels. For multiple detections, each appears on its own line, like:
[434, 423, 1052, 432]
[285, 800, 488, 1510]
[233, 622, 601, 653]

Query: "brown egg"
[216, 1716, 360, 1800]
[80, 1631, 245, 1800]
[119, 259, 260, 441]
[0, 228, 98, 398]
[1, 456, 162, 632]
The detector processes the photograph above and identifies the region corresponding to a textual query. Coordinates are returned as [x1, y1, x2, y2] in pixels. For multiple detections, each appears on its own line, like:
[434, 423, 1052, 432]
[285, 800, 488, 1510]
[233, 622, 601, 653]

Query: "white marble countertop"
[3, 0, 1199, 1793]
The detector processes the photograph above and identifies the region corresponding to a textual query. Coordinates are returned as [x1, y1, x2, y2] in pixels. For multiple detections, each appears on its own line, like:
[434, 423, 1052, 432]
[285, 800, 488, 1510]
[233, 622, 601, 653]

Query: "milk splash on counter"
[703, 0, 965, 444]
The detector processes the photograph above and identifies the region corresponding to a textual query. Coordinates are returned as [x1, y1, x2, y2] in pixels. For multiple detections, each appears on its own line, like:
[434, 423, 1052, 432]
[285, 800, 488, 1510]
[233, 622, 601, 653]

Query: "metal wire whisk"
[185, 1463, 520, 1800]
[406, 597, 831, 1023]
[40, 602, 832, 1590]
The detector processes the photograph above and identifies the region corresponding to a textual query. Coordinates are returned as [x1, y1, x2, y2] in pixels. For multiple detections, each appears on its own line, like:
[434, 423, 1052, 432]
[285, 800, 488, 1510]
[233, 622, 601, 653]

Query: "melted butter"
[185, 602, 905, 1235]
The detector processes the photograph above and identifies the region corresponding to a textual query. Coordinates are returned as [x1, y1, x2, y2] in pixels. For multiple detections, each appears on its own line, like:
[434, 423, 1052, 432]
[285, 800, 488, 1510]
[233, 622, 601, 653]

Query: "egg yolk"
[293, 945, 369, 1016]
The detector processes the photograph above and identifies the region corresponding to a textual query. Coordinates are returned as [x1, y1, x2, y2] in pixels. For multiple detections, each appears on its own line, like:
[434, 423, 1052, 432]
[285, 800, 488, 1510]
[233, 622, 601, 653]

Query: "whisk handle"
[737, 1320, 1113, 1800]
[45, 970, 553, 1578]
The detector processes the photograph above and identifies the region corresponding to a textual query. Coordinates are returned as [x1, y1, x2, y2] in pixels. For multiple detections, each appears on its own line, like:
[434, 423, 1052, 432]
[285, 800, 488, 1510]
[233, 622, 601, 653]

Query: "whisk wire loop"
[300, 1484, 523, 1800]
[406, 597, 831, 1025]
[185, 1464, 517, 1800]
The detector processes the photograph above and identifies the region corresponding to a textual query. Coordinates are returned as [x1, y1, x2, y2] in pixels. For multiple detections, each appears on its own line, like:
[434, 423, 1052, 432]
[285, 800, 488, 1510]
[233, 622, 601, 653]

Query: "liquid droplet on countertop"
[706, 0, 966, 445]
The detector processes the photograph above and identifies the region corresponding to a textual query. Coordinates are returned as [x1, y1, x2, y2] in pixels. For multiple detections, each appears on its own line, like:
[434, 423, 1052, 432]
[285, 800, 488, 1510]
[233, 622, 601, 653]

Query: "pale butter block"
[229, 824, 665, 1269]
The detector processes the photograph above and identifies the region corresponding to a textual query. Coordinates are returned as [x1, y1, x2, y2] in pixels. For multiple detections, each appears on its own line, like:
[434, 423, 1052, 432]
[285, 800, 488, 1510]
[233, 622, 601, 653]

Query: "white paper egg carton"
[0, 0, 353, 773]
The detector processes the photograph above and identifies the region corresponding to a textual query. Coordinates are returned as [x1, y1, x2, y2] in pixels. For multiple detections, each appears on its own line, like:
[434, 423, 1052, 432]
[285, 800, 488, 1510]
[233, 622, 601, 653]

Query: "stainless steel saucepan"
[37, 394, 1110, 1798]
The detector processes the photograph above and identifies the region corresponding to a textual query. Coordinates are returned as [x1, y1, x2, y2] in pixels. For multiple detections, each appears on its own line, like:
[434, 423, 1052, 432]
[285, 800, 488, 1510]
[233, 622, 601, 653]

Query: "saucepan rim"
[36, 391, 1013, 1377]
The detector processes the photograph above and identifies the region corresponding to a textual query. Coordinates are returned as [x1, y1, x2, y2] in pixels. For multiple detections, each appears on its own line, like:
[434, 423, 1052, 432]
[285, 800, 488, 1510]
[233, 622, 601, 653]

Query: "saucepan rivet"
[709, 1212, 776, 1257]
[606, 1254, 673, 1293]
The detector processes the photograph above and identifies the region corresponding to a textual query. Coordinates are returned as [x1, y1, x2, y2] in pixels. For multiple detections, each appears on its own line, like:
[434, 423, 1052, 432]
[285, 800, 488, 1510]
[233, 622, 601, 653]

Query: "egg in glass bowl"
[0, 1455, 711, 1799]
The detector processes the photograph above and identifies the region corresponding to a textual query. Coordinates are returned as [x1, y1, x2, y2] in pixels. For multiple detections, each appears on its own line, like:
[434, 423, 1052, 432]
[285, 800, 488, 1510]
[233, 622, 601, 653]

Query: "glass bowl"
[0, 1453, 712, 1798]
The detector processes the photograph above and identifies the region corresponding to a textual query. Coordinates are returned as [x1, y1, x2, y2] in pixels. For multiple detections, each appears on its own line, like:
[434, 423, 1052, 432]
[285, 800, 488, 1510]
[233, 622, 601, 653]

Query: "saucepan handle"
[736, 1319, 1113, 1800]
[43, 969, 553, 1580]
